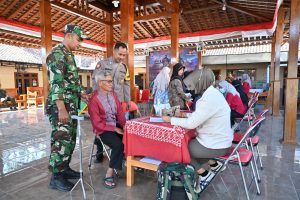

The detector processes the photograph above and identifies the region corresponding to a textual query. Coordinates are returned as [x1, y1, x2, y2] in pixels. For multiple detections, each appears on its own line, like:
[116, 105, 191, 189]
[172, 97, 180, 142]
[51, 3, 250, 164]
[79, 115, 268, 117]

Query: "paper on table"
[149, 117, 164, 123]
[140, 157, 162, 166]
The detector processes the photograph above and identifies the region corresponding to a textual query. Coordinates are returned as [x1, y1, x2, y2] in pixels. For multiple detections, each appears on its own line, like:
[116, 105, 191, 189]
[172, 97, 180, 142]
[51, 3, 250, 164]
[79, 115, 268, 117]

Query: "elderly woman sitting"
[88, 70, 126, 189]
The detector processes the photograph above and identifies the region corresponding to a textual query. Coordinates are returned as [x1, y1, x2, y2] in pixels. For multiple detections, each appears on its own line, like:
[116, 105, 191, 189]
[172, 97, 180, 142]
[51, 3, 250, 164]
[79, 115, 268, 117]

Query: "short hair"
[114, 42, 127, 50]
[94, 70, 112, 85]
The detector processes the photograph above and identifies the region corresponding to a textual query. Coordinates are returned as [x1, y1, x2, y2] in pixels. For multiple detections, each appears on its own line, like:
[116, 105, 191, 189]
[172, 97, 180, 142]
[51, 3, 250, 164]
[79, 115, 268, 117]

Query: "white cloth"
[152, 67, 170, 94]
[218, 80, 240, 96]
[241, 74, 252, 88]
[171, 86, 233, 149]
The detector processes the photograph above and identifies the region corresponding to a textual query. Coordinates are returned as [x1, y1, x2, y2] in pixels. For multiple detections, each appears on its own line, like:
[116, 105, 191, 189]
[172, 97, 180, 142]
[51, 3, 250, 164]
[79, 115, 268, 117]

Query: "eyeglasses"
[100, 80, 113, 84]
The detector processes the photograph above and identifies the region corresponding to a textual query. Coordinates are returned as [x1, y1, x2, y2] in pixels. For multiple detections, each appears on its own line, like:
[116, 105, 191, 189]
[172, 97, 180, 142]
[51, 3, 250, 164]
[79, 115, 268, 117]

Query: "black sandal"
[103, 177, 116, 189]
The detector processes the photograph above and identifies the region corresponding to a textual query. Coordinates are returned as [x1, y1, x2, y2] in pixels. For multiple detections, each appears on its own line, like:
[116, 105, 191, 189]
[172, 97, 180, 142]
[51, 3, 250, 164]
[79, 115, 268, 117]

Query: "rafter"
[52, 13, 68, 28]
[2, 0, 21, 16]
[89, 1, 111, 13]
[113, 11, 171, 25]
[183, 4, 221, 14]
[180, 15, 192, 33]
[56, 16, 79, 31]
[135, 22, 153, 38]
[145, 21, 160, 36]
[17, 3, 38, 20]
[210, 0, 270, 21]
[51, 1, 110, 25]
[7, 0, 33, 19]
[157, 0, 176, 12]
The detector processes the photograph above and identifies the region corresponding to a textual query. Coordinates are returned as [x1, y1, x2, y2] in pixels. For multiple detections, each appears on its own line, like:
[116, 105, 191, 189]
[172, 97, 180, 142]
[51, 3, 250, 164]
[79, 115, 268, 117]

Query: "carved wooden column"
[106, 13, 114, 58]
[272, 7, 285, 116]
[171, 0, 179, 62]
[121, 0, 135, 101]
[283, 0, 300, 144]
[40, 0, 52, 103]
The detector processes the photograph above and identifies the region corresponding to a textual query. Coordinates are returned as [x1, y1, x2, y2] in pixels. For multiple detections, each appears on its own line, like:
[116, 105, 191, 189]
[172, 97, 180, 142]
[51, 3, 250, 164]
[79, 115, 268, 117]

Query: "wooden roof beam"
[157, 0, 176, 12]
[2, 0, 20, 16]
[136, 22, 154, 38]
[113, 11, 171, 25]
[145, 21, 160, 36]
[210, 0, 270, 21]
[17, 3, 38, 20]
[183, 4, 221, 14]
[51, 1, 110, 25]
[7, 0, 33, 19]
[89, 1, 111, 13]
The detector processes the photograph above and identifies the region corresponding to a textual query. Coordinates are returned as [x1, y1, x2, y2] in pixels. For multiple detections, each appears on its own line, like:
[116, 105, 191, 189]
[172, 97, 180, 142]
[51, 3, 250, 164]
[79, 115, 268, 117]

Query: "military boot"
[49, 173, 74, 192]
[63, 166, 80, 179]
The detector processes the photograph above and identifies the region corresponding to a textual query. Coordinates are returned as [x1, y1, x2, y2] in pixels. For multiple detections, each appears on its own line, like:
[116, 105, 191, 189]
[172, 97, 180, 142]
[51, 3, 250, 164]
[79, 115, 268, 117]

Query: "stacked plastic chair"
[215, 116, 266, 200]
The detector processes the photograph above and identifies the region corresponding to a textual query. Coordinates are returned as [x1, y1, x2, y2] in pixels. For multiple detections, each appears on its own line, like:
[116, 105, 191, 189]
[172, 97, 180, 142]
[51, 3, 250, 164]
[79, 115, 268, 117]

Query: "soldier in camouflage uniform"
[46, 24, 89, 192]
[91, 42, 130, 163]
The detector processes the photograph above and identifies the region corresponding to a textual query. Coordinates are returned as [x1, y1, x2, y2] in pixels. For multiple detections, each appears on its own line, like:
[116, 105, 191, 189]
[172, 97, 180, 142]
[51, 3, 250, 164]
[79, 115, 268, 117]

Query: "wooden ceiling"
[0, 0, 291, 56]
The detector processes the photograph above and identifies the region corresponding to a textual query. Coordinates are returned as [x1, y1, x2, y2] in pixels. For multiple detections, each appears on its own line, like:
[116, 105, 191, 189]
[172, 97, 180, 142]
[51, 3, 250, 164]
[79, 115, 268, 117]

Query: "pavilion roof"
[0, 0, 291, 56]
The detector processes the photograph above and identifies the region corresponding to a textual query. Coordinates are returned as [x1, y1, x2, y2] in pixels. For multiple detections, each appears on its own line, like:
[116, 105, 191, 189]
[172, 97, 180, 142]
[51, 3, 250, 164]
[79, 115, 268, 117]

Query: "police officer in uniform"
[91, 42, 130, 163]
[46, 25, 89, 192]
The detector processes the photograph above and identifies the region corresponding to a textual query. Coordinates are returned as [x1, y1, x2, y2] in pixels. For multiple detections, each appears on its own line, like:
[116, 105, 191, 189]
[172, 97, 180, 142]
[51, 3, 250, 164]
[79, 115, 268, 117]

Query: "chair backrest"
[141, 89, 150, 101]
[257, 109, 269, 119]
[27, 90, 37, 98]
[224, 116, 265, 166]
[122, 101, 142, 118]
[27, 87, 43, 97]
[136, 89, 140, 101]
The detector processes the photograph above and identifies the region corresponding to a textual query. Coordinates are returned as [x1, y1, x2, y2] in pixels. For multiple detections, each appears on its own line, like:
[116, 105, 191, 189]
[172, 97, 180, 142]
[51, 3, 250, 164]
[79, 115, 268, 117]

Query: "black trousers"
[99, 131, 124, 170]
[231, 110, 244, 126]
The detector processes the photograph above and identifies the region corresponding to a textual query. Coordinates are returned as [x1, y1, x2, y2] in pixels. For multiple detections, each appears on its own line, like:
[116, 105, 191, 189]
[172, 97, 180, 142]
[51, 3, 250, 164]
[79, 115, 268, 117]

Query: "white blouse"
[171, 86, 233, 149]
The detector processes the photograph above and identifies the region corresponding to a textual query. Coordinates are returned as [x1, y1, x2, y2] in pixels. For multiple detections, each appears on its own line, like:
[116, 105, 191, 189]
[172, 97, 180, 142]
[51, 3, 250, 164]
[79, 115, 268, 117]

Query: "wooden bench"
[257, 91, 268, 105]
[126, 156, 159, 186]
[0, 88, 27, 110]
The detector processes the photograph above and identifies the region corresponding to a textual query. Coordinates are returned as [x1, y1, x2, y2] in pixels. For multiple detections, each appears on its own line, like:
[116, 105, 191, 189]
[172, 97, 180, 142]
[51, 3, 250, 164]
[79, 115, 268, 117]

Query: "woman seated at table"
[241, 73, 252, 94]
[217, 80, 248, 126]
[88, 70, 126, 189]
[168, 63, 191, 109]
[232, 79, 249, 108]
[162, 68, 233, 192]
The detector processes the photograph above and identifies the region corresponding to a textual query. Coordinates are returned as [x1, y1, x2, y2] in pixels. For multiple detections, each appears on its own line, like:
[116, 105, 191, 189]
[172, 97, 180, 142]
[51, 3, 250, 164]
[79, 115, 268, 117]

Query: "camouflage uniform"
[46, 43, 82, 173]
[92, 57, 130, 103]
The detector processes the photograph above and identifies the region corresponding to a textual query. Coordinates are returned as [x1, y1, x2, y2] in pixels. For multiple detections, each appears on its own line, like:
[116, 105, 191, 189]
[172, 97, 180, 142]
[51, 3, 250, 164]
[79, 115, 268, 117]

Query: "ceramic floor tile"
[0, 106, 300, 200]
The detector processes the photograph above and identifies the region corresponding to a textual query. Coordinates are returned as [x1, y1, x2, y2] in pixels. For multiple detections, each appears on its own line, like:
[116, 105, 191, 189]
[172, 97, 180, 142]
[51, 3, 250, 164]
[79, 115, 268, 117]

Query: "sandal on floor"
[103, 177, 116, 189]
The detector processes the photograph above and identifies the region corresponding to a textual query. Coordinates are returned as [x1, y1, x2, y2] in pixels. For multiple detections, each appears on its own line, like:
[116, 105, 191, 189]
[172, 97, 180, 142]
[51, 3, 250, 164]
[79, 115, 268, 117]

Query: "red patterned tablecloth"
[123, 116, 196, 163]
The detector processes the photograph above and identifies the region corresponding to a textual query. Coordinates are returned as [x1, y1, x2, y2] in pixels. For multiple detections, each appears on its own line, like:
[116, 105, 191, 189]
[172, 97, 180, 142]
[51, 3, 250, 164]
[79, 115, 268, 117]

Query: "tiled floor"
[0, 106, 300, 200]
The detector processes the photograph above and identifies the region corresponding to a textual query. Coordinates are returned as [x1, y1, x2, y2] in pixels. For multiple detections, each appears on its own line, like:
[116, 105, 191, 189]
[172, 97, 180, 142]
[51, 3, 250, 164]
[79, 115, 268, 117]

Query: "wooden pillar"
[120, 0, 135, 101]
[40, 0, 52, 103]
[170, 0, 179, 62]
[106, 13, 114, 58]
[198, 52, 202, 68]
[270, 36, 276, 82]
[272, 7, 285, 116]
[283, 0, 300, 144]
[145, 55, 149, 89]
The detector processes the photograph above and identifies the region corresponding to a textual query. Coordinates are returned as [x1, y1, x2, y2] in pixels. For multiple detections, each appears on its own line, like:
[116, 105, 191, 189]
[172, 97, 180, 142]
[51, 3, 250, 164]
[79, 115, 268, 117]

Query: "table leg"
[126, 156, 135, 186]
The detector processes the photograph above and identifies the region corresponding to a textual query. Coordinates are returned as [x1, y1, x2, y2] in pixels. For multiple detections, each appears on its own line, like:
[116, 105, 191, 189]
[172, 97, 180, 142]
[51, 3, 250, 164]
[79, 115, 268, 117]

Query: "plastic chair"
[215, 117, 266, 200]
[122, 101, 142, 119]
[137, 89, 151, 115]
[137, 89, 150, 103]
[233, 109, 269, 174]
[233, 94, 259, 131]
[88, 135, 118, 176]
